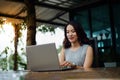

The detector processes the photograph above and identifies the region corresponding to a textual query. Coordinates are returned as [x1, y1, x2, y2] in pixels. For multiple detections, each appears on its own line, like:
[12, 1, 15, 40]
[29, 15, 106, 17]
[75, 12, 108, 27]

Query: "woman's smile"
[69, 37, 74, 41]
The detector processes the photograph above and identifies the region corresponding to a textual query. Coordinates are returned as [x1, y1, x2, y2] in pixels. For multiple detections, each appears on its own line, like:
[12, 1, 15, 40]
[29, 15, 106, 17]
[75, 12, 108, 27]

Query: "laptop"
[26, 43, 72, 71]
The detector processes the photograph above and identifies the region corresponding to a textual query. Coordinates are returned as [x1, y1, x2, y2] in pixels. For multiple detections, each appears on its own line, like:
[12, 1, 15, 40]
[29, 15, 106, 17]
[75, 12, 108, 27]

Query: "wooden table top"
[0, 67, 120, 80]
[25, 67, 120, 80]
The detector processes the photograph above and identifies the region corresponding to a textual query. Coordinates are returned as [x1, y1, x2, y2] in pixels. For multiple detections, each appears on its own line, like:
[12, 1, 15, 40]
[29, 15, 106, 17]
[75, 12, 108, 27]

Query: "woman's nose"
[69, 32, 73, 35]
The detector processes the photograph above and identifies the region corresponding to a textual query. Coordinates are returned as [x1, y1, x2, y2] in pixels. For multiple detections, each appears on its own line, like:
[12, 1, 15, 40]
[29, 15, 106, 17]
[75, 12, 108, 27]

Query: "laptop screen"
[26, 43, 61, 71]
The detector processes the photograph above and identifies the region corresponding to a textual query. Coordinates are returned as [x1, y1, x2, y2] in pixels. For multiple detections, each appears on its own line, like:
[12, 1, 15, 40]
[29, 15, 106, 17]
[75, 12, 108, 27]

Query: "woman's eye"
[67, 31, 69, 33]
[72, 30, 75, 33]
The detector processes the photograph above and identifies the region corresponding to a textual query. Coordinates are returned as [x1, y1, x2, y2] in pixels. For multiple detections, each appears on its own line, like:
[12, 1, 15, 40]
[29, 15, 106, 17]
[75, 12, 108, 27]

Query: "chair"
[89, 37, 100, 67]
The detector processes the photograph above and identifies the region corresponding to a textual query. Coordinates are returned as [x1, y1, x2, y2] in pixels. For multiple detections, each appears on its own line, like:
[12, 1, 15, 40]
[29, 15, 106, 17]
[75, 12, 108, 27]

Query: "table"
[0, 67, 120, 80]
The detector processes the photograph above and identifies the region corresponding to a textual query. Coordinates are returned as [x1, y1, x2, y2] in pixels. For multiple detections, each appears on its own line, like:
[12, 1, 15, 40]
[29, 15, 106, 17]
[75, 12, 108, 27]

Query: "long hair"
[63, 21, 89, 48]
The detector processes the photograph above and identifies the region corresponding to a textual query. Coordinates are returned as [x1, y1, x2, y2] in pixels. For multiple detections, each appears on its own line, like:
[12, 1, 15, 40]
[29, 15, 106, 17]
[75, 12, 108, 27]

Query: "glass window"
[74, 10, 91, 37]
[113, 3, 120, 62]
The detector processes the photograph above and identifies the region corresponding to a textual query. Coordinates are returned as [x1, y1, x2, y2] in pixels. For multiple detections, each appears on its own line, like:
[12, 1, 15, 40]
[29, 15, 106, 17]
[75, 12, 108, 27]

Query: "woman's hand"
[60, 61, 76, 68]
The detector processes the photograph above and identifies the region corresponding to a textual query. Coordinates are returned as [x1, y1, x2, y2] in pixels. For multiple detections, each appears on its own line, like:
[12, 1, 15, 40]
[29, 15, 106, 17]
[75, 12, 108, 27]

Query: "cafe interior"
[0, 0, 120, 72]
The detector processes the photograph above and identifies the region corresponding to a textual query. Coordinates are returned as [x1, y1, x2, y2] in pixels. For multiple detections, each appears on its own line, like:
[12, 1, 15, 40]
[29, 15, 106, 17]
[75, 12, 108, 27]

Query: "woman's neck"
[71, 41, 80, 48]
[70, 41, 80, 51]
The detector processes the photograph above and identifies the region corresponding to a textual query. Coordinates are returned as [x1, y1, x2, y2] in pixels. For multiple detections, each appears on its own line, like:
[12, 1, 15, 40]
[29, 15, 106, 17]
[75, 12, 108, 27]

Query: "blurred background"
[0, 0, 120, 70]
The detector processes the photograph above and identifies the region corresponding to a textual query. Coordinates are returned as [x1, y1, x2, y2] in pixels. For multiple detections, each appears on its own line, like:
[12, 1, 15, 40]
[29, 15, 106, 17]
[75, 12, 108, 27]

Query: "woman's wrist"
[71, 63, 77, 68]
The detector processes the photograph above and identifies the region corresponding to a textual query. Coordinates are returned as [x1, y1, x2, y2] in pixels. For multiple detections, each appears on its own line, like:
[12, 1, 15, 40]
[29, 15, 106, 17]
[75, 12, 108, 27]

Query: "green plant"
[37, 24, 55, 33]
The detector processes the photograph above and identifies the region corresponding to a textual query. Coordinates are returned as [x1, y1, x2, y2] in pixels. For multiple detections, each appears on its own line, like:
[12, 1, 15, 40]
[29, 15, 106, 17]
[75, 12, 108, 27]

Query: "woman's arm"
[58, 47, 65, 65]
[83, 45, 93, 68]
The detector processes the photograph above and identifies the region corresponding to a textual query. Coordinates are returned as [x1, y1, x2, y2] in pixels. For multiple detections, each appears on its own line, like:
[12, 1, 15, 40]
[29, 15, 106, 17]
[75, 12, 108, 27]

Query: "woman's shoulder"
[83, 44, 93, 53]
[60, 47, 69, 53]
[82, 44, 90, 47]
[82, 44, 93, 50]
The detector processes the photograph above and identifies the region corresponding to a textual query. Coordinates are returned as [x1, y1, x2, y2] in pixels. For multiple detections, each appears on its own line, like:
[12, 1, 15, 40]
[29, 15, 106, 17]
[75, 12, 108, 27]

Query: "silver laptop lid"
[26, 43, 60, 71]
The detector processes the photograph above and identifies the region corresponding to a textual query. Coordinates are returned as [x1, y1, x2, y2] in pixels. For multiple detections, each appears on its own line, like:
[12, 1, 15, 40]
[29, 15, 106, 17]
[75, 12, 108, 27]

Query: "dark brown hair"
[63, 21, 89, 48]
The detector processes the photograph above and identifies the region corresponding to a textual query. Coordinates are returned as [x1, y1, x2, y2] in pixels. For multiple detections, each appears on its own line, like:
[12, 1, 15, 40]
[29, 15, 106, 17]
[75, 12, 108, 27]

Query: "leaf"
[37, 24, 55, 33]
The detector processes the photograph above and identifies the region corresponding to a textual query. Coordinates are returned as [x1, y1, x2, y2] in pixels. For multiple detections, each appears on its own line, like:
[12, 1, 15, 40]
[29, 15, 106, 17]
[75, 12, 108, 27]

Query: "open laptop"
[26, 43, 72, 72]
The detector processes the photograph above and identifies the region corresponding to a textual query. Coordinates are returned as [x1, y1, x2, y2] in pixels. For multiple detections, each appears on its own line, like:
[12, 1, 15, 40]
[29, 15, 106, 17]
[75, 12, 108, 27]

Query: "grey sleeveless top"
[65, 44, 89, 66]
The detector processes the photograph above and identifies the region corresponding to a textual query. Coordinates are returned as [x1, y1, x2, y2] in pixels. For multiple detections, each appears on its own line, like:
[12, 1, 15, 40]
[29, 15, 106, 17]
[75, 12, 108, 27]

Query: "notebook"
[26, 43, 72, 71]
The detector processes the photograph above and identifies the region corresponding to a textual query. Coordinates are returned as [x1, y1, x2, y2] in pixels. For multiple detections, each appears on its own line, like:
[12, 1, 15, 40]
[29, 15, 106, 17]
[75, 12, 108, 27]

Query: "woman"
[59, 21, 93, 69]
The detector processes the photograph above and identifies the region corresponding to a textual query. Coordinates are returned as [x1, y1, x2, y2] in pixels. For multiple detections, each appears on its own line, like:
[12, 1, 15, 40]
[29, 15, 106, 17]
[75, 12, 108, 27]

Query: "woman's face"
[66, 24, 78, 43]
